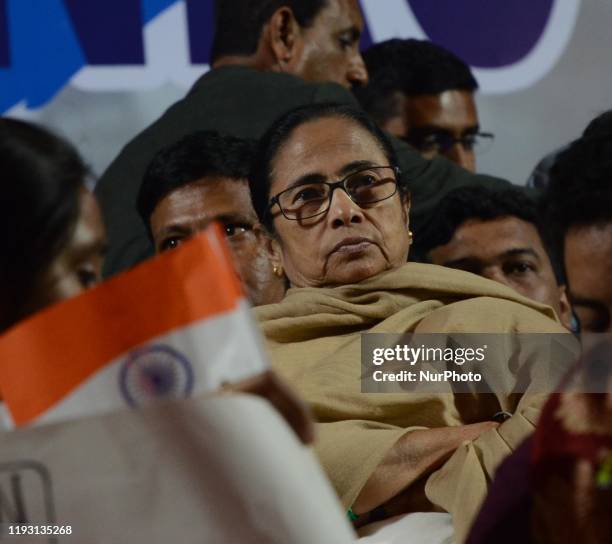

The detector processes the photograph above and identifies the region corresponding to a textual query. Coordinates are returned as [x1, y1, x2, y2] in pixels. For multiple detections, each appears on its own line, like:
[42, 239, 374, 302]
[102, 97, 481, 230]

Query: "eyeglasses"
[267, 165, 400, 221]
[408, 131, 495, 155]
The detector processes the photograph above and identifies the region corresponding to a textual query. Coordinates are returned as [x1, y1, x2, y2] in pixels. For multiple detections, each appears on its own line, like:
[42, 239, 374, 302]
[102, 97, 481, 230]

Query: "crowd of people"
[1, 1, 611, 542]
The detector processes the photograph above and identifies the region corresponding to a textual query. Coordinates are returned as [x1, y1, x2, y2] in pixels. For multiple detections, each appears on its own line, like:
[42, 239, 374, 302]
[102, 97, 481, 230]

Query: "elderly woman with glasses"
[249, 103, 573, 541]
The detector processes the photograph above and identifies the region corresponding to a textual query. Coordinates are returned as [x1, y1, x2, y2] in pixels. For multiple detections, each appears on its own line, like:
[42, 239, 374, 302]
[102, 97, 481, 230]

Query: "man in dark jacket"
[96, 0, 506, 277]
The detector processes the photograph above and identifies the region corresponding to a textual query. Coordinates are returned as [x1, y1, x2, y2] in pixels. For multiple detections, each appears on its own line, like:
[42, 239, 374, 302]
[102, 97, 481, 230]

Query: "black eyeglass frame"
[266, 165, 402, 221]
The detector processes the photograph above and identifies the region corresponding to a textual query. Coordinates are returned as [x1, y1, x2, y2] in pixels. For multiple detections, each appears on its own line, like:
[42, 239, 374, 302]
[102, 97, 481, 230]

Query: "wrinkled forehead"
[269, 116, 388, 191]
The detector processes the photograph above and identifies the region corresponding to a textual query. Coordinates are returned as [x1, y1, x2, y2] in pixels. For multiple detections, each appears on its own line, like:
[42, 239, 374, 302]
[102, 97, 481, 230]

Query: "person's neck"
[212, 55, 278, 73]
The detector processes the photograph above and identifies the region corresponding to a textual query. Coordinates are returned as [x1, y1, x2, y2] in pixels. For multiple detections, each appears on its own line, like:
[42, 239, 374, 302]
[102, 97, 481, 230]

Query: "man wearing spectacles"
[354, 38, 491, 172]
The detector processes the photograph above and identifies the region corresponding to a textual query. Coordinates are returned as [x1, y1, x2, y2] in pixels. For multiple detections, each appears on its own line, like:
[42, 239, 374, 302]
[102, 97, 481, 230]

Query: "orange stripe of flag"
[0, 224, 243, 425]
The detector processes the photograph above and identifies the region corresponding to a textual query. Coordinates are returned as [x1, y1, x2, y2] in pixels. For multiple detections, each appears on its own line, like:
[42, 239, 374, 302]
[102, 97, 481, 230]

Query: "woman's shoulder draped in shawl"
[255, 263, 573, 542]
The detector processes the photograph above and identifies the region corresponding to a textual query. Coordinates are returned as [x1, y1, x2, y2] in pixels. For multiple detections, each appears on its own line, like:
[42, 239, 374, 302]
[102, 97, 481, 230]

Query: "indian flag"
[0, 224, 268, 428]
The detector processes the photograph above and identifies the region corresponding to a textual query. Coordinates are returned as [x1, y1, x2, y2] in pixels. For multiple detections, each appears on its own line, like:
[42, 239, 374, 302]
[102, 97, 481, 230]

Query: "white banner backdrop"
[2, 0, 609, 184]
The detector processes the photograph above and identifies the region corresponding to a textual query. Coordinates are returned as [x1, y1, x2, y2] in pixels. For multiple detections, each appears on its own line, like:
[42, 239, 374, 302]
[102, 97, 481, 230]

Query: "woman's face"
[25, 187, 107, 317]
[268, 116, 411, 287]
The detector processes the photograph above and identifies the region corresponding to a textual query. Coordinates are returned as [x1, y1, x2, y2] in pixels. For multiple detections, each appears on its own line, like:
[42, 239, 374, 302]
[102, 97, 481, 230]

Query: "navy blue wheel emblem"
[119, 345, 194, 407]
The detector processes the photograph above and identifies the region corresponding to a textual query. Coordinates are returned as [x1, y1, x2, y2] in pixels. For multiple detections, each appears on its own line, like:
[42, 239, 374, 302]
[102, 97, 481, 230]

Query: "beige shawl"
[255, 263, 571, 542]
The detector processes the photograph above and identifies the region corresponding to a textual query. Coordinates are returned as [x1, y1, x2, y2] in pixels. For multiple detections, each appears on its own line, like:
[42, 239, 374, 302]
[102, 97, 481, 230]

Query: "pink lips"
[330, 237, 374, 255]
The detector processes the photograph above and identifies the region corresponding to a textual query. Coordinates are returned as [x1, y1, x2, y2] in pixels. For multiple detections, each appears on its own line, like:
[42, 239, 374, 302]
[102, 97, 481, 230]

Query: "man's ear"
[557, 284, 574, 330]
[266, 7, 303, 72]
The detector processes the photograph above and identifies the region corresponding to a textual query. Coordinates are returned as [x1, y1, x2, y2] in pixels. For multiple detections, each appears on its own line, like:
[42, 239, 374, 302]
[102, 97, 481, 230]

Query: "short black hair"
[210, 0, 328, 63]
[0, 117, 87, 330]
[138, 131, 257, 233]
[543, 110, 612, 263]
[354, 38, 478, 125]
[249, 102, 403, 232]
[417, 185, 565, 285]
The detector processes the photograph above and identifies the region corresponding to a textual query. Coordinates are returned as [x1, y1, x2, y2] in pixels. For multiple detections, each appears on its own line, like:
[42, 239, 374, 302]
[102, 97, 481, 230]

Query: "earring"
[408, 230, 414, 244]
[277, 56, 290, 73]
[273, 265, 284, 277]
